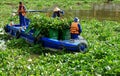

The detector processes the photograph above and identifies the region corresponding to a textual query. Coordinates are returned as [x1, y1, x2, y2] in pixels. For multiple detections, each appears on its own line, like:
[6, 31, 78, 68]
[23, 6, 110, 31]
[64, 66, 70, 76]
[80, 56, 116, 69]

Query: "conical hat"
[53, 7, 60, 11]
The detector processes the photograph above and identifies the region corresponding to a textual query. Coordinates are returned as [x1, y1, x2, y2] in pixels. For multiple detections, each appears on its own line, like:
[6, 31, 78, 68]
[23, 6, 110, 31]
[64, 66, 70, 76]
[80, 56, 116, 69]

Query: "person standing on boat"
[17, 2, 26, 28]
[52, 7, 64, 18]
[70, 17, 82, 39]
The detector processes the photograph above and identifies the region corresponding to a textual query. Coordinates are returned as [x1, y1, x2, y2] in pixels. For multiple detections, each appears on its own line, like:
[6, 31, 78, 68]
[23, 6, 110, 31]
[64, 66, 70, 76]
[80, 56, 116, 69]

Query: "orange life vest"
[18, 5, 26, 16]
[70, 22, 79, 34]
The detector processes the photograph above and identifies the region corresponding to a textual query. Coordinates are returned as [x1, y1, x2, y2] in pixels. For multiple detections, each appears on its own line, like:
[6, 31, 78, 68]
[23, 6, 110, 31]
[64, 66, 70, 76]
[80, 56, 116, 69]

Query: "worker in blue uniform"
[17, 2, 26, 27]
[52, 7, 64, 18]
[52, 7, 64, 40]
[70, 17, 82, 39]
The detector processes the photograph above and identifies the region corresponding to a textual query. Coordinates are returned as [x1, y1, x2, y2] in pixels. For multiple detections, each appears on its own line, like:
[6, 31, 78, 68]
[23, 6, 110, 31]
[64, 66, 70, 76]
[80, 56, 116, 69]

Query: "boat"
[4, 18, 88, 52]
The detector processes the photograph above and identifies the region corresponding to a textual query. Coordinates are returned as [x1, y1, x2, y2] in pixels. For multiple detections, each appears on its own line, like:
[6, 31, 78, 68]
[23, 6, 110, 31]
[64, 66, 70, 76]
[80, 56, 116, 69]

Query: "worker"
[17, 2, 26, 28]
[70, 17, 82, 39]
[52, 7, 64, 18]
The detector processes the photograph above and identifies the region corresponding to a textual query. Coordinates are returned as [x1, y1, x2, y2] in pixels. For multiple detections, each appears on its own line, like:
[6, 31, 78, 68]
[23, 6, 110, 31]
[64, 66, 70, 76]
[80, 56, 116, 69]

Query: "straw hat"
[53, 7, 60, 12]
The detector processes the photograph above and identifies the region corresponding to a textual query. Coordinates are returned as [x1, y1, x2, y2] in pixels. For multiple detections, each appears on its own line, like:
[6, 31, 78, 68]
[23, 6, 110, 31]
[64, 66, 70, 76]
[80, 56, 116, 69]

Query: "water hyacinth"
[0, 40, 6, 50]
[0, 0, 120, 75]
[28, 15, 72, 37]
[28, 58, 32, 62]
[0, 28, 4, 35]
[0, 18, 120, 76]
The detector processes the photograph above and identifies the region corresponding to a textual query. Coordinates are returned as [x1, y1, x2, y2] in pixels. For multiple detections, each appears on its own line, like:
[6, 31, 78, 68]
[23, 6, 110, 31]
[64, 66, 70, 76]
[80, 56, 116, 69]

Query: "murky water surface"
[63, 3, 120, 21]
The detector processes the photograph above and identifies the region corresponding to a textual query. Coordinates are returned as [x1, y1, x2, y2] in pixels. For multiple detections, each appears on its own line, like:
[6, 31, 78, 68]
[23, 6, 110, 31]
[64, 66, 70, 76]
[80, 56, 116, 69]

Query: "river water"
[64, 3, 120, 21]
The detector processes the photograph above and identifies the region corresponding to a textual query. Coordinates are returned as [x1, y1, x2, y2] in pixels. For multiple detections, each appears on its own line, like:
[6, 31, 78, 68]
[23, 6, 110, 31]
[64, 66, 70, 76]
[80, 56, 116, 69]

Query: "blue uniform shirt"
[78, 24, 82, 34]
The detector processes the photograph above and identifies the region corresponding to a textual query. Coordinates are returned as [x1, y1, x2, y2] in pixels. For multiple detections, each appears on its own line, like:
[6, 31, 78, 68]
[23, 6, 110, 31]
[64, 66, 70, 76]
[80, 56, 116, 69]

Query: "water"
[64, 10, 120, 21]
[63, 3, 120, 21]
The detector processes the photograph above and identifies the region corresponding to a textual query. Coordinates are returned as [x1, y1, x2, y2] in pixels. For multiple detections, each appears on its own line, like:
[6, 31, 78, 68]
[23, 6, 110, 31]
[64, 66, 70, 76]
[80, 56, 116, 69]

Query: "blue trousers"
[71, 34, 79, 39]
[19, 13, 26, 26]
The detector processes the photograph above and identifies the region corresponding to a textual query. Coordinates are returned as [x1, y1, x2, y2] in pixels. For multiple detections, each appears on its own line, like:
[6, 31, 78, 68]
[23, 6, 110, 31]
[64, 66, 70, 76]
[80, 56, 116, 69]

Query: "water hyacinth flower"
[57, 69, 60, 71]
[0, 28, 4, 35]
[105, 66, 111, 70]
[28, 58, 32, 62]
[27, 65, 31, 70]
[0, 40, 6, 50]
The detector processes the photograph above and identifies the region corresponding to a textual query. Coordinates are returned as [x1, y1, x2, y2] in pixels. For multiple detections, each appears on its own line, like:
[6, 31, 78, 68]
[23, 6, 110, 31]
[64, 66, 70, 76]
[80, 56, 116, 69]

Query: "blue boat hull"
[4, 24, 88, 52]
